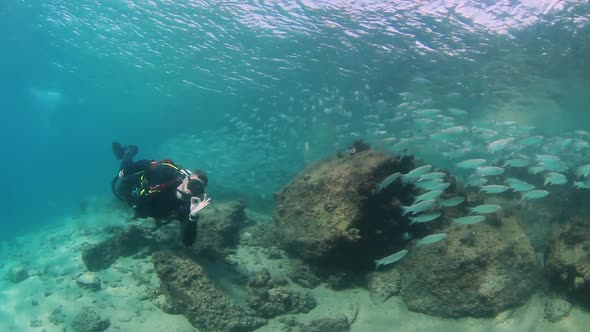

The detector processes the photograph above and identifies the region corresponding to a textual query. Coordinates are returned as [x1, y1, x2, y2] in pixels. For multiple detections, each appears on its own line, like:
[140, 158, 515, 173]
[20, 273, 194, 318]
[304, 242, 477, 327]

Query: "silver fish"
[414, 190, 444, 203]
[470, 204, 501, 214]
[457, 159, 487, 169]
[374, 249, 409, 269]
[410, 212, 442, 225]
[522, 190, 549, 200]
[402, 199, 436, 216]
[475, 166, 505, 177]
[439, 196, 465, 207]
[416, 233, 447, 245]
[378, 172, 402, 191]
[402, 165, 433, 183]
[453, 215, 486, 225]
[480, 185, 509, 194]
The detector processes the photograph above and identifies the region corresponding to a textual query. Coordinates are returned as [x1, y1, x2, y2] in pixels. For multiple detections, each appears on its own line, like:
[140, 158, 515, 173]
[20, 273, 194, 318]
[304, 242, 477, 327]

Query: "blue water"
[1, 0, 589, 239]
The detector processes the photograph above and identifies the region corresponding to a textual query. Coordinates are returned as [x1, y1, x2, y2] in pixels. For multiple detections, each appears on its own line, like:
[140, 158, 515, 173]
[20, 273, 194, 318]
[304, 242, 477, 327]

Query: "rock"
[29, 320, 43, 328]
[70, 307, 110, 332]
[247, 286, 317, 318]
[544, 296, 572, 322]
[81, 225, 153, 271]
[399, 217, 540, 318]
[192, 200, 247, 258]
[367, 269, 401, 304]
[305, 315, 350, 332]
[49, 306, 66, 326]
[545, 217, 590, 307]
[153, 250, 266, 331]
[278, 315, 350, 332]
[247, 269, 317, 318]
[7, 265, 29, 283]
[274, 149, 417, 269]
[240, 218, 280, 248]
[76, 273, 101, 291]
[287, 261, 321, 289]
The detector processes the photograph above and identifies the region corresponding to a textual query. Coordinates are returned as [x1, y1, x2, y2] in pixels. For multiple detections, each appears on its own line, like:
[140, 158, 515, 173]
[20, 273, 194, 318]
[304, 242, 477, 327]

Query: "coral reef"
[153, 250, 265, 332]
[399, 217, 540, 318]
[274, 149, 417, 270]
[543, 296, 572, 322]
[287, 260, 322, 289]
[545, 217, 590, 307]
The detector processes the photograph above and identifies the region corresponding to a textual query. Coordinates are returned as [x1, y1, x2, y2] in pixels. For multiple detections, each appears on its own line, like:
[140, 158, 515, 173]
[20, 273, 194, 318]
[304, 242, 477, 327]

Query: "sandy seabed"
[1, 201, 589, 332]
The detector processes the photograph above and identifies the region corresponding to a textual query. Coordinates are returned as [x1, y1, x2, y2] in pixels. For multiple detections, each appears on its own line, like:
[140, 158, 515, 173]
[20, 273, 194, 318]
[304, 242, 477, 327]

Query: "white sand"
[0, 199, 588, 332]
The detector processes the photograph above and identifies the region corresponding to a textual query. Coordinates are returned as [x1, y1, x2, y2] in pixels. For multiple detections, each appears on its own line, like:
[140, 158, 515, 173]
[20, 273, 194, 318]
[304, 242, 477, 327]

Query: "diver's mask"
[187, 176, 206, 197]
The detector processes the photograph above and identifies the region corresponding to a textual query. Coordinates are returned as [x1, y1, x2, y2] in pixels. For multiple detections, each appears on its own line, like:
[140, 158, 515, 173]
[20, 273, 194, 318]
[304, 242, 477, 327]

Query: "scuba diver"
[111, 142, 211, 246]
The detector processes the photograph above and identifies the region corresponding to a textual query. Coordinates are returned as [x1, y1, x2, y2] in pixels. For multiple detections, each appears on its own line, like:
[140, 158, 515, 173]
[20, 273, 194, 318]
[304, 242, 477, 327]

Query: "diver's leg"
[112, 142, 139, 170]
[180, 220, 198, 246]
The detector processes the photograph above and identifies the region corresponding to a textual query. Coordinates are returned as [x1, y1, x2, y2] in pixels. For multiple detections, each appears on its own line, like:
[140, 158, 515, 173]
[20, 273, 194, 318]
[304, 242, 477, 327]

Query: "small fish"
[439, 196, 465, 207]
[440, 126, 467, 135]
[520, 136, 544, 146]
[528, 165, 546, 174]
[575, 164, 590, 178]
[522, 190, 549, 200]
[480, 185, 509, 194]
[402, 199, 436, 216]
[410, 212, 442, 225]
[503, 159, 530, 168]
[574, 181, 590, 189]
[416, 233, 447, 245]
[378, 172, 402, 191]
[470, 204, 501, 214]
[414, 190, 444, 203]
[457, 159, 487, 169]
[416, 178, 444, 190]
[442, 148, 471, 160]
[374, 249, 409, 269]
[475, 166, 505, 177]
[466, 177, 487, 187]
[402, 165, 433, 183]
[544, 172, 567, 186]
[507, 181, 535, 192]
[419, 172, 446, 181]
[488, 138, 514, 153]
[453, 215, 486, 225]
[429, 182, 450, 191]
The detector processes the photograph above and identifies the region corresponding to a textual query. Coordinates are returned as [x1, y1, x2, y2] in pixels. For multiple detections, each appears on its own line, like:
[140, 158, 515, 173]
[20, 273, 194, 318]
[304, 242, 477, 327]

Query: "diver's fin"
[112, 142, 125, 160]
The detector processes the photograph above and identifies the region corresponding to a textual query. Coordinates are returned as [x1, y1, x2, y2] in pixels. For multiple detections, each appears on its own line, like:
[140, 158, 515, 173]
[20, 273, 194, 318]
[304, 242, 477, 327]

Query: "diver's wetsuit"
[113, 147, 197, 246]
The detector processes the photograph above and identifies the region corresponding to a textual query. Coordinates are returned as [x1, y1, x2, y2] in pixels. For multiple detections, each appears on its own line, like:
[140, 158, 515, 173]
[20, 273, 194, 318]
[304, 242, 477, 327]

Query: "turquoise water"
[3, 0, 590, 238]
[3, 1, 590, 331]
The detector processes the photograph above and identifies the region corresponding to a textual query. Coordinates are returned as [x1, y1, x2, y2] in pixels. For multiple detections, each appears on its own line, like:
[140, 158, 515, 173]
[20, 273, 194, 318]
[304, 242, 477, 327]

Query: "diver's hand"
[190, 194, 211, 220]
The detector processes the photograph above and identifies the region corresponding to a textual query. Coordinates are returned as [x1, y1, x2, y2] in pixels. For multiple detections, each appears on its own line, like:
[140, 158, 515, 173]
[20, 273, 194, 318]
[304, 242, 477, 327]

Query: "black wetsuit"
[113, 158, 198, 246]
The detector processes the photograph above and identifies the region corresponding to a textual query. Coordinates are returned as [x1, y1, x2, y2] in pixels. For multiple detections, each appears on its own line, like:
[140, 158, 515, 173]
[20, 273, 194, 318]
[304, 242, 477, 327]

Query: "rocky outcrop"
[81, 225, 153, 271]
[70, 307, 110, 332]
[152, 251, 265, 332]
[399, 216, 540, 318]
[274, 149, 417, 270]
[7, 265, 29, 283]
[75, 273, 101, 291]
[193, 200, 246, 258]
[246, 269, 316, 318]
[367, 269, 401, 304]
[545, 217, 590, 307]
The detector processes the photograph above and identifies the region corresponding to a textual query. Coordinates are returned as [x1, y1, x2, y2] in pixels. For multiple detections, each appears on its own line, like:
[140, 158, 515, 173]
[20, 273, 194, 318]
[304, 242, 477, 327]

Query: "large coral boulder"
[399, 217, 540, 318]
[152, 251, 265, 332]
[193, 200, 246, 258]
[545, 217, 590, 306]
[274, 149, 416, 269]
